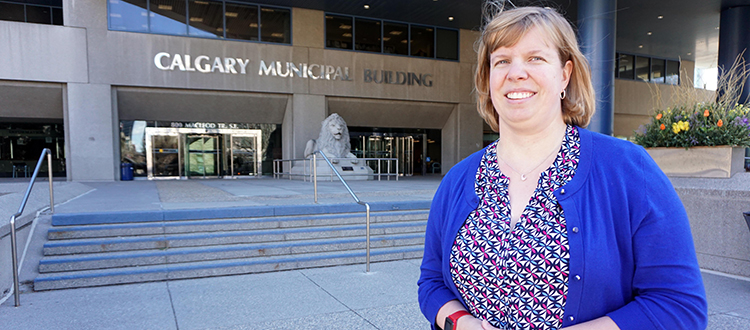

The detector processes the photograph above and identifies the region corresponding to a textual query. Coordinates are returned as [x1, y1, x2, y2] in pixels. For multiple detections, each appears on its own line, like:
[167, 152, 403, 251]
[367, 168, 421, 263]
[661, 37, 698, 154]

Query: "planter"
[646, 146, 746, 178]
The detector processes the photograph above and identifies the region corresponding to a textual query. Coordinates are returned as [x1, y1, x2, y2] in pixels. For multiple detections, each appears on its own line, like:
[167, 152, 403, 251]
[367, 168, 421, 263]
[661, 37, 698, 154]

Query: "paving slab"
[299, 259, 421, 310]
[167, 270, 348, 330]
[0, 281, 176, 330]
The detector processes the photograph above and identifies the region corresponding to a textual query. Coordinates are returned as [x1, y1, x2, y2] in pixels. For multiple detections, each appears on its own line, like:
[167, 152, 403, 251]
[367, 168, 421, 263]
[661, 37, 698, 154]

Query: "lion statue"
[304, 113, 358, 162]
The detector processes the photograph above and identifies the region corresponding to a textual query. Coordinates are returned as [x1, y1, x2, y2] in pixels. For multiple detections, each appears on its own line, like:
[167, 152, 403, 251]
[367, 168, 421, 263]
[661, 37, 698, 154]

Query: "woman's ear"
[562, 60, 573, 89]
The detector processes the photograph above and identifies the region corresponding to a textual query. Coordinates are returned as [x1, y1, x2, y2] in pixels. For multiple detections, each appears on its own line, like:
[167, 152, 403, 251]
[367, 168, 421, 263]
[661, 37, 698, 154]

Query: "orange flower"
[660, 123, 666, 130]
[656, 113, 663, 120]
[718, 119, 724, 127]
[704, 110, 710, 117]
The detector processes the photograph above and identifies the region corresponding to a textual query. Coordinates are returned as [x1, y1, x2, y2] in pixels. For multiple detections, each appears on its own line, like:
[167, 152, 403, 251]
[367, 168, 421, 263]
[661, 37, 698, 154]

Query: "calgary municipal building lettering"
[152, 53, 433, 86]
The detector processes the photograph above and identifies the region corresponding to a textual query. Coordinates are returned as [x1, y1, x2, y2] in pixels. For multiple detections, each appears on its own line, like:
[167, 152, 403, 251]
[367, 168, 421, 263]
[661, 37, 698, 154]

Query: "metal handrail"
[9, 148, 54, 307]
[312, 151, 372, 273]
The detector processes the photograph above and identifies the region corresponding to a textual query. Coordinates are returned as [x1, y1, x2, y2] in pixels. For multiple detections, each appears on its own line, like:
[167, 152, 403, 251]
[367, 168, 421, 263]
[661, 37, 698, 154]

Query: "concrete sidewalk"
[1, 176, 750, 329]
[2, 259, 750, 329]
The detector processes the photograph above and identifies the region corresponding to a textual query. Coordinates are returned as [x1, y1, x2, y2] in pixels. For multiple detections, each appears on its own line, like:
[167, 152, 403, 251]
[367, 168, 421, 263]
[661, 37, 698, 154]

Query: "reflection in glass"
[651, 58, 665, 83]
[355, 18, 381, 53]
[225, 2, 258, 40]
[149, 0, 188, 35]
[0, 2, 25, 22]
[188, 0, 224, 38]
[666, 60, 680, 85]
[187, 135, 218, 177]
[411, 25, 434, 58]
[617, 53, 634, 79]
[152, 135, 179, 177]
[383, 22, 408, 55]
[636, 56, 650, 81]
[260, 7, 290, 43]
[109, 0, 148, 32]
[436, 28, 458, 60]
[326, 15, 352, 49]
[0, 122, 66, 177]
[26, 5, 52, 24]
[232, 136, 257, 176]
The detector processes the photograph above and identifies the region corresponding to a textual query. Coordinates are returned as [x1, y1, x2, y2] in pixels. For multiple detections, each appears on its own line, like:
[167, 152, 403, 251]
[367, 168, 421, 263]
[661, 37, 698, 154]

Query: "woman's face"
[489, 26, 572, 132]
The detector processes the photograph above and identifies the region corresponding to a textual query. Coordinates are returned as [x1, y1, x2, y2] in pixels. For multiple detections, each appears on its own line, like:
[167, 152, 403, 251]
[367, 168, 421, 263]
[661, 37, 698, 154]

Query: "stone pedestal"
[290, 159, 374, 181]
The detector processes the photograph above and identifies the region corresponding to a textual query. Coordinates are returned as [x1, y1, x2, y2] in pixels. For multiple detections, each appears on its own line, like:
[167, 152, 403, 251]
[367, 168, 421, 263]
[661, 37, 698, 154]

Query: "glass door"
[145, 128, 180, 179]
[230, 134, 261, 177]
[186, 134, 219, 178]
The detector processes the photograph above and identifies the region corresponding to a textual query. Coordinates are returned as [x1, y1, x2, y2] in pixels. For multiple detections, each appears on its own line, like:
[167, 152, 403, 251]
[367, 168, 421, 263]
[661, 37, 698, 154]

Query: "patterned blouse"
[449, 125, 581, 330]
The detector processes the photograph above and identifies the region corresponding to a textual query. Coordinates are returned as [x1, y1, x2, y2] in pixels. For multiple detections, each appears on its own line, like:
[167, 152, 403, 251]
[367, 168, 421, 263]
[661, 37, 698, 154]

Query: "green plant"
[633, 103, 750, 148]
[633, 53, 750, 148]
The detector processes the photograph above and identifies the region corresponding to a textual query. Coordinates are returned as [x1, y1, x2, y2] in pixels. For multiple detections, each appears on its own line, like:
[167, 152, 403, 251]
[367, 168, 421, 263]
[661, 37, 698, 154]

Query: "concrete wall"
[672, 175, 750, 277]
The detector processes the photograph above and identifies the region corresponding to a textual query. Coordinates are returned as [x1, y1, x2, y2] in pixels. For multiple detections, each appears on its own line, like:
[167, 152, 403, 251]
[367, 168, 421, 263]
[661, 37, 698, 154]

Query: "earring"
[560, 89, 567, 100]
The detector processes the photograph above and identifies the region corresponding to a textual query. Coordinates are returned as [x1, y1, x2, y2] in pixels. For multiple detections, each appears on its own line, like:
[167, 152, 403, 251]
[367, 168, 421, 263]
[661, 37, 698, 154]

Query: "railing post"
[313, 153, 318, 204]
[10, 215, 20, 307]
[365, 203, 371, 273]
[47, 151, 54, 213]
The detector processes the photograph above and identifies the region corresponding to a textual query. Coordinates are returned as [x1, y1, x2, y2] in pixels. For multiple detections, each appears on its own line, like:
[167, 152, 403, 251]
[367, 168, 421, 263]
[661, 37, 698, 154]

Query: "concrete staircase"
[34, 201, 429, 291]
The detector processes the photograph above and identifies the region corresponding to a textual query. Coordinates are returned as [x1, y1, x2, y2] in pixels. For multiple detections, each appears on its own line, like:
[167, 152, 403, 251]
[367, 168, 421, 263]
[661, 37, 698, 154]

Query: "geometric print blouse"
[449, 125, 581, 330]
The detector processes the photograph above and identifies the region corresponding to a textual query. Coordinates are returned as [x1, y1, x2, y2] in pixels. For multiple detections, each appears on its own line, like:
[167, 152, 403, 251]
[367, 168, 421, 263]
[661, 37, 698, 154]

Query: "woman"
[418, 6, 707, 330]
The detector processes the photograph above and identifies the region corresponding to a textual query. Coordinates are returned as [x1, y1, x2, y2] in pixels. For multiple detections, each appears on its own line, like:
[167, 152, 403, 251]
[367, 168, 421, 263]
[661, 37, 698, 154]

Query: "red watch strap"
[448, 310, 471, 328]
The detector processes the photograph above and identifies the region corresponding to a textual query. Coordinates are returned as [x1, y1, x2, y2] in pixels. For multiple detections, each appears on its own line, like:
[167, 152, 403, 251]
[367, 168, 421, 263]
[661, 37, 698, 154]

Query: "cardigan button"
[569, 316, 575, 322]
[560, 188, 566, 195]
[575, 275, 581, 281]
[572, 227, 579, 233]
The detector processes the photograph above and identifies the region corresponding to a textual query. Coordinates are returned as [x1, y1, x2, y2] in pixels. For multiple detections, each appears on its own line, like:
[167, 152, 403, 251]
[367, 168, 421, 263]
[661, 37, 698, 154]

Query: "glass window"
[52, 6, 62, 25]
[411, 25, 434, 58]
[617, 53, 634, 79]
[383, 22, 408, 55]
[26, 5, 52, 24]
[149, 0, 188, 35]
[109, 0, 149, 32]
[355, 18, 380, 53]
[188, 0, 223, 38]
[436, 28, 458, 60]
[259, 6, 290, 44]
[666, 60, 680, 85]
[0, 2, 25, 22]
[326, 15, 352, 49]
[635, 56, 650, 81]
[225, 2, 257, 41]
[651, 58, 665, 83]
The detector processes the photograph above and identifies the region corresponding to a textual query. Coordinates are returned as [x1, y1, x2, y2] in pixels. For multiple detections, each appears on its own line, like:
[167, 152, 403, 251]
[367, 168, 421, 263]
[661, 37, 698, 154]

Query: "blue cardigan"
[418, 128, 707, 330]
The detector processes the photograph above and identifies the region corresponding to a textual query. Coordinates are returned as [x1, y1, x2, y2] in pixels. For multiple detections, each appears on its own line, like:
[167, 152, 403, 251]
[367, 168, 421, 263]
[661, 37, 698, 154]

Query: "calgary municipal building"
[1, 0, 748, 181]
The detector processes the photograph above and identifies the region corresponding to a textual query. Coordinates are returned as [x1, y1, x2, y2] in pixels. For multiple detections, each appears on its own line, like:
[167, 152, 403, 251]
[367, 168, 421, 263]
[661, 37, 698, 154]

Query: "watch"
[444, 310, 471, 330]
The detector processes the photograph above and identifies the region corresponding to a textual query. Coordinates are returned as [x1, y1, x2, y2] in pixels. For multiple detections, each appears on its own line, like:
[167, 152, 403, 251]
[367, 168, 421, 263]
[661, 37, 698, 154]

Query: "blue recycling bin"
[121, 163, 134, 181]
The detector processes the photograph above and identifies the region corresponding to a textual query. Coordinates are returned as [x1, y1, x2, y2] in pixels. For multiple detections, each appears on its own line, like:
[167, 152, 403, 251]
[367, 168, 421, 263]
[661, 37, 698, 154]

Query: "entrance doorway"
[144, 127, 261, 179]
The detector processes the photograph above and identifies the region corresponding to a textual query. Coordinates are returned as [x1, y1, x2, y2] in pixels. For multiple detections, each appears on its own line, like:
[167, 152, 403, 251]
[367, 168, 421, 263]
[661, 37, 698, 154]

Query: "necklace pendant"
[520, 174, 527, 181]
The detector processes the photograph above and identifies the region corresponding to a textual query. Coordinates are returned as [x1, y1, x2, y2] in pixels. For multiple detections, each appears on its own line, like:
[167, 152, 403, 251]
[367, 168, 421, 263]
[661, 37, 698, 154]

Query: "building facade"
[0, 0, 719, 181]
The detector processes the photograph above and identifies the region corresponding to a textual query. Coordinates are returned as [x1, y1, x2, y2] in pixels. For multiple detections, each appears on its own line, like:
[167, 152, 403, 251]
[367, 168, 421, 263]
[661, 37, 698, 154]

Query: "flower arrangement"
[633, 103, 750, 148]
[633, 54, 750, 149]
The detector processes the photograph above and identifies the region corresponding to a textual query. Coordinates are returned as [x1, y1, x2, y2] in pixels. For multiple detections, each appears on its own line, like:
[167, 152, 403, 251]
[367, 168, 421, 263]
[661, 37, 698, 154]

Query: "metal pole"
[47, 152, 54, 213]
[10, 215, 20, 306]
[313, 153, 318, 204]
[365, 202, 371, 273]
[378, 159, 381, 181]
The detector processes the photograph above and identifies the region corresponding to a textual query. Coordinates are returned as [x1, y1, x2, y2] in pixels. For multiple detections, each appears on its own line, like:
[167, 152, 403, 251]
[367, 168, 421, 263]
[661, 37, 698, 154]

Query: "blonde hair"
[475, 6, 595, 131]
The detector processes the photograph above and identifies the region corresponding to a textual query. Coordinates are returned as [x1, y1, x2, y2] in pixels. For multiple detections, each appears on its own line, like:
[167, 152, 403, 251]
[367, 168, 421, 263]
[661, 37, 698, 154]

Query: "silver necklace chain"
[496, 143, 560, 181]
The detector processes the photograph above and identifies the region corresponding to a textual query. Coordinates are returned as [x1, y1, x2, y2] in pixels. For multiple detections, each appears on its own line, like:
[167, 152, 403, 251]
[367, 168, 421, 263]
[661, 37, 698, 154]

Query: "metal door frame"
[145, 128, 181, 180]
[229, 133, 262, 178]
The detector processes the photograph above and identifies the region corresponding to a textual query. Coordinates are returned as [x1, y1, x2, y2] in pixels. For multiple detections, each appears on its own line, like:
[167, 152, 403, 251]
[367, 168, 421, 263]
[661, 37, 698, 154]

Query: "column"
[578, 0, 617, 135]
[65, 83, 117, 181]
[718, 6, 750, 104]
